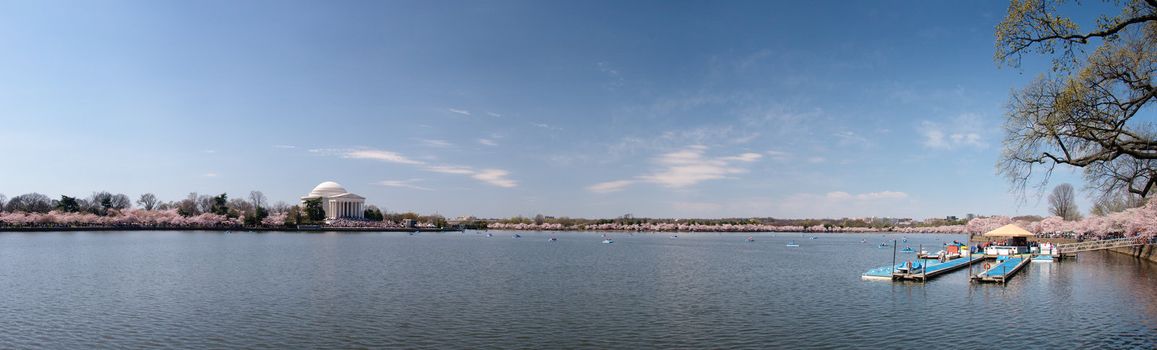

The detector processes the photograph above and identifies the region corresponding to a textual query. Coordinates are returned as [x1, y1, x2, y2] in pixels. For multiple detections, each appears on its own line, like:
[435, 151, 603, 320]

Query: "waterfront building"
[301, 181, 366, 220]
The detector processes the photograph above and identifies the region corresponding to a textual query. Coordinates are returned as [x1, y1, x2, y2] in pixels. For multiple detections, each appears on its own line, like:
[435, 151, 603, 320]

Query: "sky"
[0, 0, 1118, 219]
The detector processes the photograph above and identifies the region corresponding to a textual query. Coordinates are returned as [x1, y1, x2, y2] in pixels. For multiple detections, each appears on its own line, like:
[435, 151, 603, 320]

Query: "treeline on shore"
[478, 201, 1157, 239]
[1, 191, 1154, 240]
[0, 191, 449, 229]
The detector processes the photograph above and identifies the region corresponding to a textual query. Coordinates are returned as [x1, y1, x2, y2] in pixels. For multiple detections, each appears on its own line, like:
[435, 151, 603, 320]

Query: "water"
[0, 231, 1153, 348]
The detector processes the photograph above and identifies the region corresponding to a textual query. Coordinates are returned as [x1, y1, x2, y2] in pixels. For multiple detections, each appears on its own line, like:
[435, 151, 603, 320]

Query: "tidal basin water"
[0, 231, 1153, 349]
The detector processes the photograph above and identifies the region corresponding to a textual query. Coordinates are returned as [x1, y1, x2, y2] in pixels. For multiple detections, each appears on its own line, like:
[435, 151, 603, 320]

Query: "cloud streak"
[918, 113, 987, 149]
[375, 179, 433, 191]
[342, 148, 517, 188]
[448, 108, 471, 116]
[588, 145, 762, 192]
[344, 149, 424, 165]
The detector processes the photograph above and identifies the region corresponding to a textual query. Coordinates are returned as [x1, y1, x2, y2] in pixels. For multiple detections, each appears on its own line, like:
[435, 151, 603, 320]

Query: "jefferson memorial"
[301, 181, 366, 220]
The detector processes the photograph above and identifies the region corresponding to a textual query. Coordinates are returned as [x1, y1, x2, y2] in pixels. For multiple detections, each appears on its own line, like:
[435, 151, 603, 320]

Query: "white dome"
[307, 181, 348, 198]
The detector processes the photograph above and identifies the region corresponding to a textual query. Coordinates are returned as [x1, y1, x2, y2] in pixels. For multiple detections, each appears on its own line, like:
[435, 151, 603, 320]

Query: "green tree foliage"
[211, 193, 229, 216]
[287, 205, 303, 225]
[56, 195, 81, 212]
[996, 0, 1157, 201]
[363, 205, 384, 221]
[303, 198, 325, 222]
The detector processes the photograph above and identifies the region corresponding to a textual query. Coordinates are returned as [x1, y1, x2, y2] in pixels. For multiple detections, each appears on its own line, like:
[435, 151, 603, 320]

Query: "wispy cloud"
[472, 169, 517, 188]
[773, 190, 913, 218]
[375, 179, 433, 191]
[486, 112, 501, 117]
[341, 148, 517, 188]
[272, 144, 297, 149]
[344, 149, 425, 165]
[419, 139, 454, 148]
[765, 150, 792, 161]
[425, 165, 474, 175]
[587, 180, 635, 193]
[589, 145, 762, 192]
[203, 172, 218, 178]
[824, 191, 908, 200]
[596, 61, 624, 90]
[532, 123, 563, 131]
[918, 113, 988, 149]
[448, 108, 471, 116]
[478, 138, 498, 146]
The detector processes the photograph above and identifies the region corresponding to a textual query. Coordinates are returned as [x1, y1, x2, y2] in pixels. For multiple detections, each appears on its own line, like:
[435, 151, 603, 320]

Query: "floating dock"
[971, 255, 1030, 284]
[891, 255, 988, 282]
[861, 265, 896, 280]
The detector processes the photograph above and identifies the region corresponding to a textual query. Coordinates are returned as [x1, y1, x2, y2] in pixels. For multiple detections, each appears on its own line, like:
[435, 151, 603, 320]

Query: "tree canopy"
[996, 0, 1157, 202]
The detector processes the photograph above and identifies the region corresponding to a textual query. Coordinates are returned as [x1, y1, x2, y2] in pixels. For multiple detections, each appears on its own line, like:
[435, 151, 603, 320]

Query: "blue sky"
[0, 0, 1102, 219]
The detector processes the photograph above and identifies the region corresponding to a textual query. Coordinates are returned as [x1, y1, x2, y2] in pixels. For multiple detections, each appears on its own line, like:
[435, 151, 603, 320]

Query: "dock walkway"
[972, 255, 1029, 284]
[892, 255, 987, 282]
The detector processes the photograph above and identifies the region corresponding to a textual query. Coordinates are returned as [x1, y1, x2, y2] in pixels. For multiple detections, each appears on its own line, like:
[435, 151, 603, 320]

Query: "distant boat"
[809, 236, 818, 240]
[1031, 255, 1054, 262]
[746, 236, 755, 242]
[786, 241, 800, 247]
[486, 233, 493, 237]
[601, 239, 614, 244]
[513, 234, 521, 238]
[900, 246, 915, 253]
[879, 242, 891, 247]
[670, 235, 678, 239]
[548, 237, 558, 242]
[861, 239, 867, 243]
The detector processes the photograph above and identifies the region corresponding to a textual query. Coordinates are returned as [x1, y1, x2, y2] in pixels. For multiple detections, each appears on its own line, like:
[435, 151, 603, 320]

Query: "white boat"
[601, 239, 614, 244]
[786, 241, 800, 247]
[746, 236, 755, 242]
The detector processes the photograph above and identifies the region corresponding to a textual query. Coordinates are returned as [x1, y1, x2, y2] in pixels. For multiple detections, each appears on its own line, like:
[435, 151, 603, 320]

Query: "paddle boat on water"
[900, 246, 916, 253]
[486, 233, 493, 237]
[601, 239, 614, 244]
[548, 237, 558, 242]
[746, 236, 755, 242]
[786, 241, 800, 247]
[513, 234, 521, 238]
[895, 260, 923, 274]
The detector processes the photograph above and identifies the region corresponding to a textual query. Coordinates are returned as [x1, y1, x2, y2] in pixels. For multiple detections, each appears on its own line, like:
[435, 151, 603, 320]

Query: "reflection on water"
[0, 231, 1152, 348]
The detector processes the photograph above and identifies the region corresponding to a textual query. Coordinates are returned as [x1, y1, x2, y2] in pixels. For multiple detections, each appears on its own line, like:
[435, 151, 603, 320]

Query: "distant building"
[301, 181, 366, 220]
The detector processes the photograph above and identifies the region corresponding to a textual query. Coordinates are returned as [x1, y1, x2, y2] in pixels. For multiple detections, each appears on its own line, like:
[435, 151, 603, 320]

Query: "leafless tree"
[249, 191, 266, 210]
[996, 0, 1157, 201]
[137, 193, 158, 211]
[1048, 183, 1081, 220]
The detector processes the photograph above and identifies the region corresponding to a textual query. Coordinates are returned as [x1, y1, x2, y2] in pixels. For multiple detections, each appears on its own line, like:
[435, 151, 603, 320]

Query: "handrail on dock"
[1055, 237, 1152, 254]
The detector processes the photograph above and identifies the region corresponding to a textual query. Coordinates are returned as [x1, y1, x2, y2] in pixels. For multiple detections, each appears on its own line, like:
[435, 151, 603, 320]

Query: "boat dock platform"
[892, 255, 988, 282]
[861, 265, 896, 280]
[971, 255, 1030, 284]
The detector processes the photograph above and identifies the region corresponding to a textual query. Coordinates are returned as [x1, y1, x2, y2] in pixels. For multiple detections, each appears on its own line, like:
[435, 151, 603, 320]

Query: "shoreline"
[0, 226, 462, 233]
